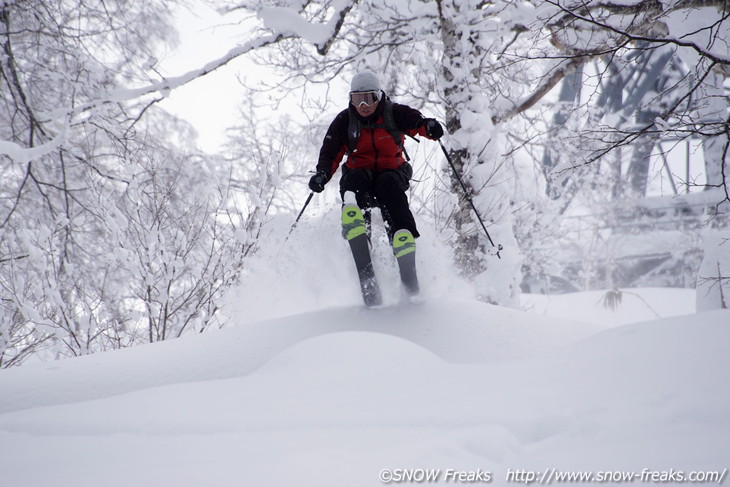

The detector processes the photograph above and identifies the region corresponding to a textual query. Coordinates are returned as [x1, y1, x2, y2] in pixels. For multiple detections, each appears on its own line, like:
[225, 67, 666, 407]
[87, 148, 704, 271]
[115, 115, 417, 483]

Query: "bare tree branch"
[493, 56, 588, 124]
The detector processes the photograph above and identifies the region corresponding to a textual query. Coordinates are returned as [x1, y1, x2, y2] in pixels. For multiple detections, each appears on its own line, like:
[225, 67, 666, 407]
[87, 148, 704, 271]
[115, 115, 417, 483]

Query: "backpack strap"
[347, 108, 360, 155]
[381, 100, 410, 161]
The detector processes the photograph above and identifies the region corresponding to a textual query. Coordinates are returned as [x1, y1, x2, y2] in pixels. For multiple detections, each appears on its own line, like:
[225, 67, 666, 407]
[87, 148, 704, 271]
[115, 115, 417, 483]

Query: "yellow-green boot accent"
[342, 204, 367, 241]
[393, 229, 416, 258]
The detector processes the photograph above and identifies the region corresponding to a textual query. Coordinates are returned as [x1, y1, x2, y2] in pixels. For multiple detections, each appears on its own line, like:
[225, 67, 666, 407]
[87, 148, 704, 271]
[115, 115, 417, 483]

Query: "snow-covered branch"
[546, 0, 730, 65]
[59, 35, 286, 126]
[0, 34, 289, 163]
[492, 56, 588, 125]
[0, 137, 64, 164]
[258, 0, 356, 55]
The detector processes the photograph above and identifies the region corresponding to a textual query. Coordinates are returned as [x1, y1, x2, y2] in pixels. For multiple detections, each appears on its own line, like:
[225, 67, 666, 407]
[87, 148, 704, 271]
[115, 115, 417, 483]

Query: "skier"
[307, 70, 444, 306]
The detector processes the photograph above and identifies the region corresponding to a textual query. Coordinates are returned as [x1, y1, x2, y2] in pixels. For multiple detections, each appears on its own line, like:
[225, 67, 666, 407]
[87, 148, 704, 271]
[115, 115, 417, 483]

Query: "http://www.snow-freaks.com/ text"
[378, 467, 728, 484]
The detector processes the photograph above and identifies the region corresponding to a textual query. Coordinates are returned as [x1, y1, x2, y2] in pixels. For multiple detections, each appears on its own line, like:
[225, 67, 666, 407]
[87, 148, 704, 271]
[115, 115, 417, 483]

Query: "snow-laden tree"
[527, 1, 728, 196]
[0, 1, 247, 365]
[1, 110, 246, 364]
[1, 0, 175, 364]
[221, 97, 319, 254]
[514, 1, 730, 305]
[107, 147, 242, 343]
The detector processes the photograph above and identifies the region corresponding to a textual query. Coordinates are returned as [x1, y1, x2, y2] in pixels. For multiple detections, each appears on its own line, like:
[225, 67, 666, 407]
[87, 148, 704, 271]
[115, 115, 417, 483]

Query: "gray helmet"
[350, 70, 381, 93]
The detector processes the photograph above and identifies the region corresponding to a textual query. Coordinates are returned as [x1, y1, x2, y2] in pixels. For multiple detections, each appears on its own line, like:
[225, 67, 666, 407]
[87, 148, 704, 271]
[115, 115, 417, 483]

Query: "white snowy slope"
[522, 288, 697, 327]
[0, 299, 728, 487]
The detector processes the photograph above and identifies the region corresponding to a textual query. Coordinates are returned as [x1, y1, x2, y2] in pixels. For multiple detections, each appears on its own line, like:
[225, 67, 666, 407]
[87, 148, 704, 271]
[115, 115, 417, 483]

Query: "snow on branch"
[1, 34, 286, 163]
[73, 34, 286, 117]
[0, 136, 64, 164]
[257, 0, 355, 55]
[546, 0, 730, 65]
[552, 0, 728, 17]
[492, 56, 587, 125]
[1, 1, 357, 164]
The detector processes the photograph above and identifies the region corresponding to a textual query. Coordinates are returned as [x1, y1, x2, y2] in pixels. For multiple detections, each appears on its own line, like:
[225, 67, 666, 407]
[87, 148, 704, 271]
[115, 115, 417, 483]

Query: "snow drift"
[0, 298, 727, 487]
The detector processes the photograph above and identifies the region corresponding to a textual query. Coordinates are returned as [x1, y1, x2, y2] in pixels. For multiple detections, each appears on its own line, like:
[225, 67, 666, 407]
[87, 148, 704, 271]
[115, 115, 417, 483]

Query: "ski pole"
[288, 192, 314, 236]
[438, 140, 503, 259]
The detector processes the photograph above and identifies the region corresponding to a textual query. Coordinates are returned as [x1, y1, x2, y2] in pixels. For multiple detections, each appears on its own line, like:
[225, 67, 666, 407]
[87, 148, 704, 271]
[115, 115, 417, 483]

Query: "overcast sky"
[159, 2, 247, 153]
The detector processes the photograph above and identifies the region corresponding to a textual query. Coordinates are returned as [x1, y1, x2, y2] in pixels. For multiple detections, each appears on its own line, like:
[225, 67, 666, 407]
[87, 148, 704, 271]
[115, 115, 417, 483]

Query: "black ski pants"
[339, 165, 419, 239]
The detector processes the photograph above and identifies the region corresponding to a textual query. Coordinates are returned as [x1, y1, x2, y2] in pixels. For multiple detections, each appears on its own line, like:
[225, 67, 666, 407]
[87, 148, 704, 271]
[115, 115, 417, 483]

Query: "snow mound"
[502, 309, 730, 471]
[0, 302, 727, 487]
[258, 330, 446, 373]
[0, 299, 600, 414]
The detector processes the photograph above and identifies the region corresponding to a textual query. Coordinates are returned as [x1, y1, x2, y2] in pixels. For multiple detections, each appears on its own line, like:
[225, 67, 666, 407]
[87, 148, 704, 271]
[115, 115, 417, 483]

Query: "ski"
[342, 203, 382, 307]
[392, 229, 420, 297]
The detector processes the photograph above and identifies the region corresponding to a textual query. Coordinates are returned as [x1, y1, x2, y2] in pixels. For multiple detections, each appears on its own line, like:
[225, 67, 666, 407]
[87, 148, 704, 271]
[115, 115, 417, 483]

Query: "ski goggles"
[350, 90, 381, 107]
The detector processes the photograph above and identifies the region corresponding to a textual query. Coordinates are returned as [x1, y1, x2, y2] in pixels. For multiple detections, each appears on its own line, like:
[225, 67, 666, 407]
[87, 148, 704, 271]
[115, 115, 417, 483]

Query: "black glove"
[308, 171, 328, 193]
[422, 119, 444, 140]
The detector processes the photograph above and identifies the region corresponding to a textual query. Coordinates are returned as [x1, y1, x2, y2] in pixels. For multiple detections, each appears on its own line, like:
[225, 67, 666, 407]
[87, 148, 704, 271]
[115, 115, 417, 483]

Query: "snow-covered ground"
[0, 289, 727, 486]
[522, 287, 697, 327]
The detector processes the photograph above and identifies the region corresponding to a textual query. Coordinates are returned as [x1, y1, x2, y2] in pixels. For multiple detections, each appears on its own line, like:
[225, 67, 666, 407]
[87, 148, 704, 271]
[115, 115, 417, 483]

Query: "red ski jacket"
[316, 99, 431, 179]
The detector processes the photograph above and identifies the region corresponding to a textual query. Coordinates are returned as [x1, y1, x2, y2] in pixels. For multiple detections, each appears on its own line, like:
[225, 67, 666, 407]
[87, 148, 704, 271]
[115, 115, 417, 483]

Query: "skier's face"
[351, 91, 380, 117]
[355, 100, 378, 117]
